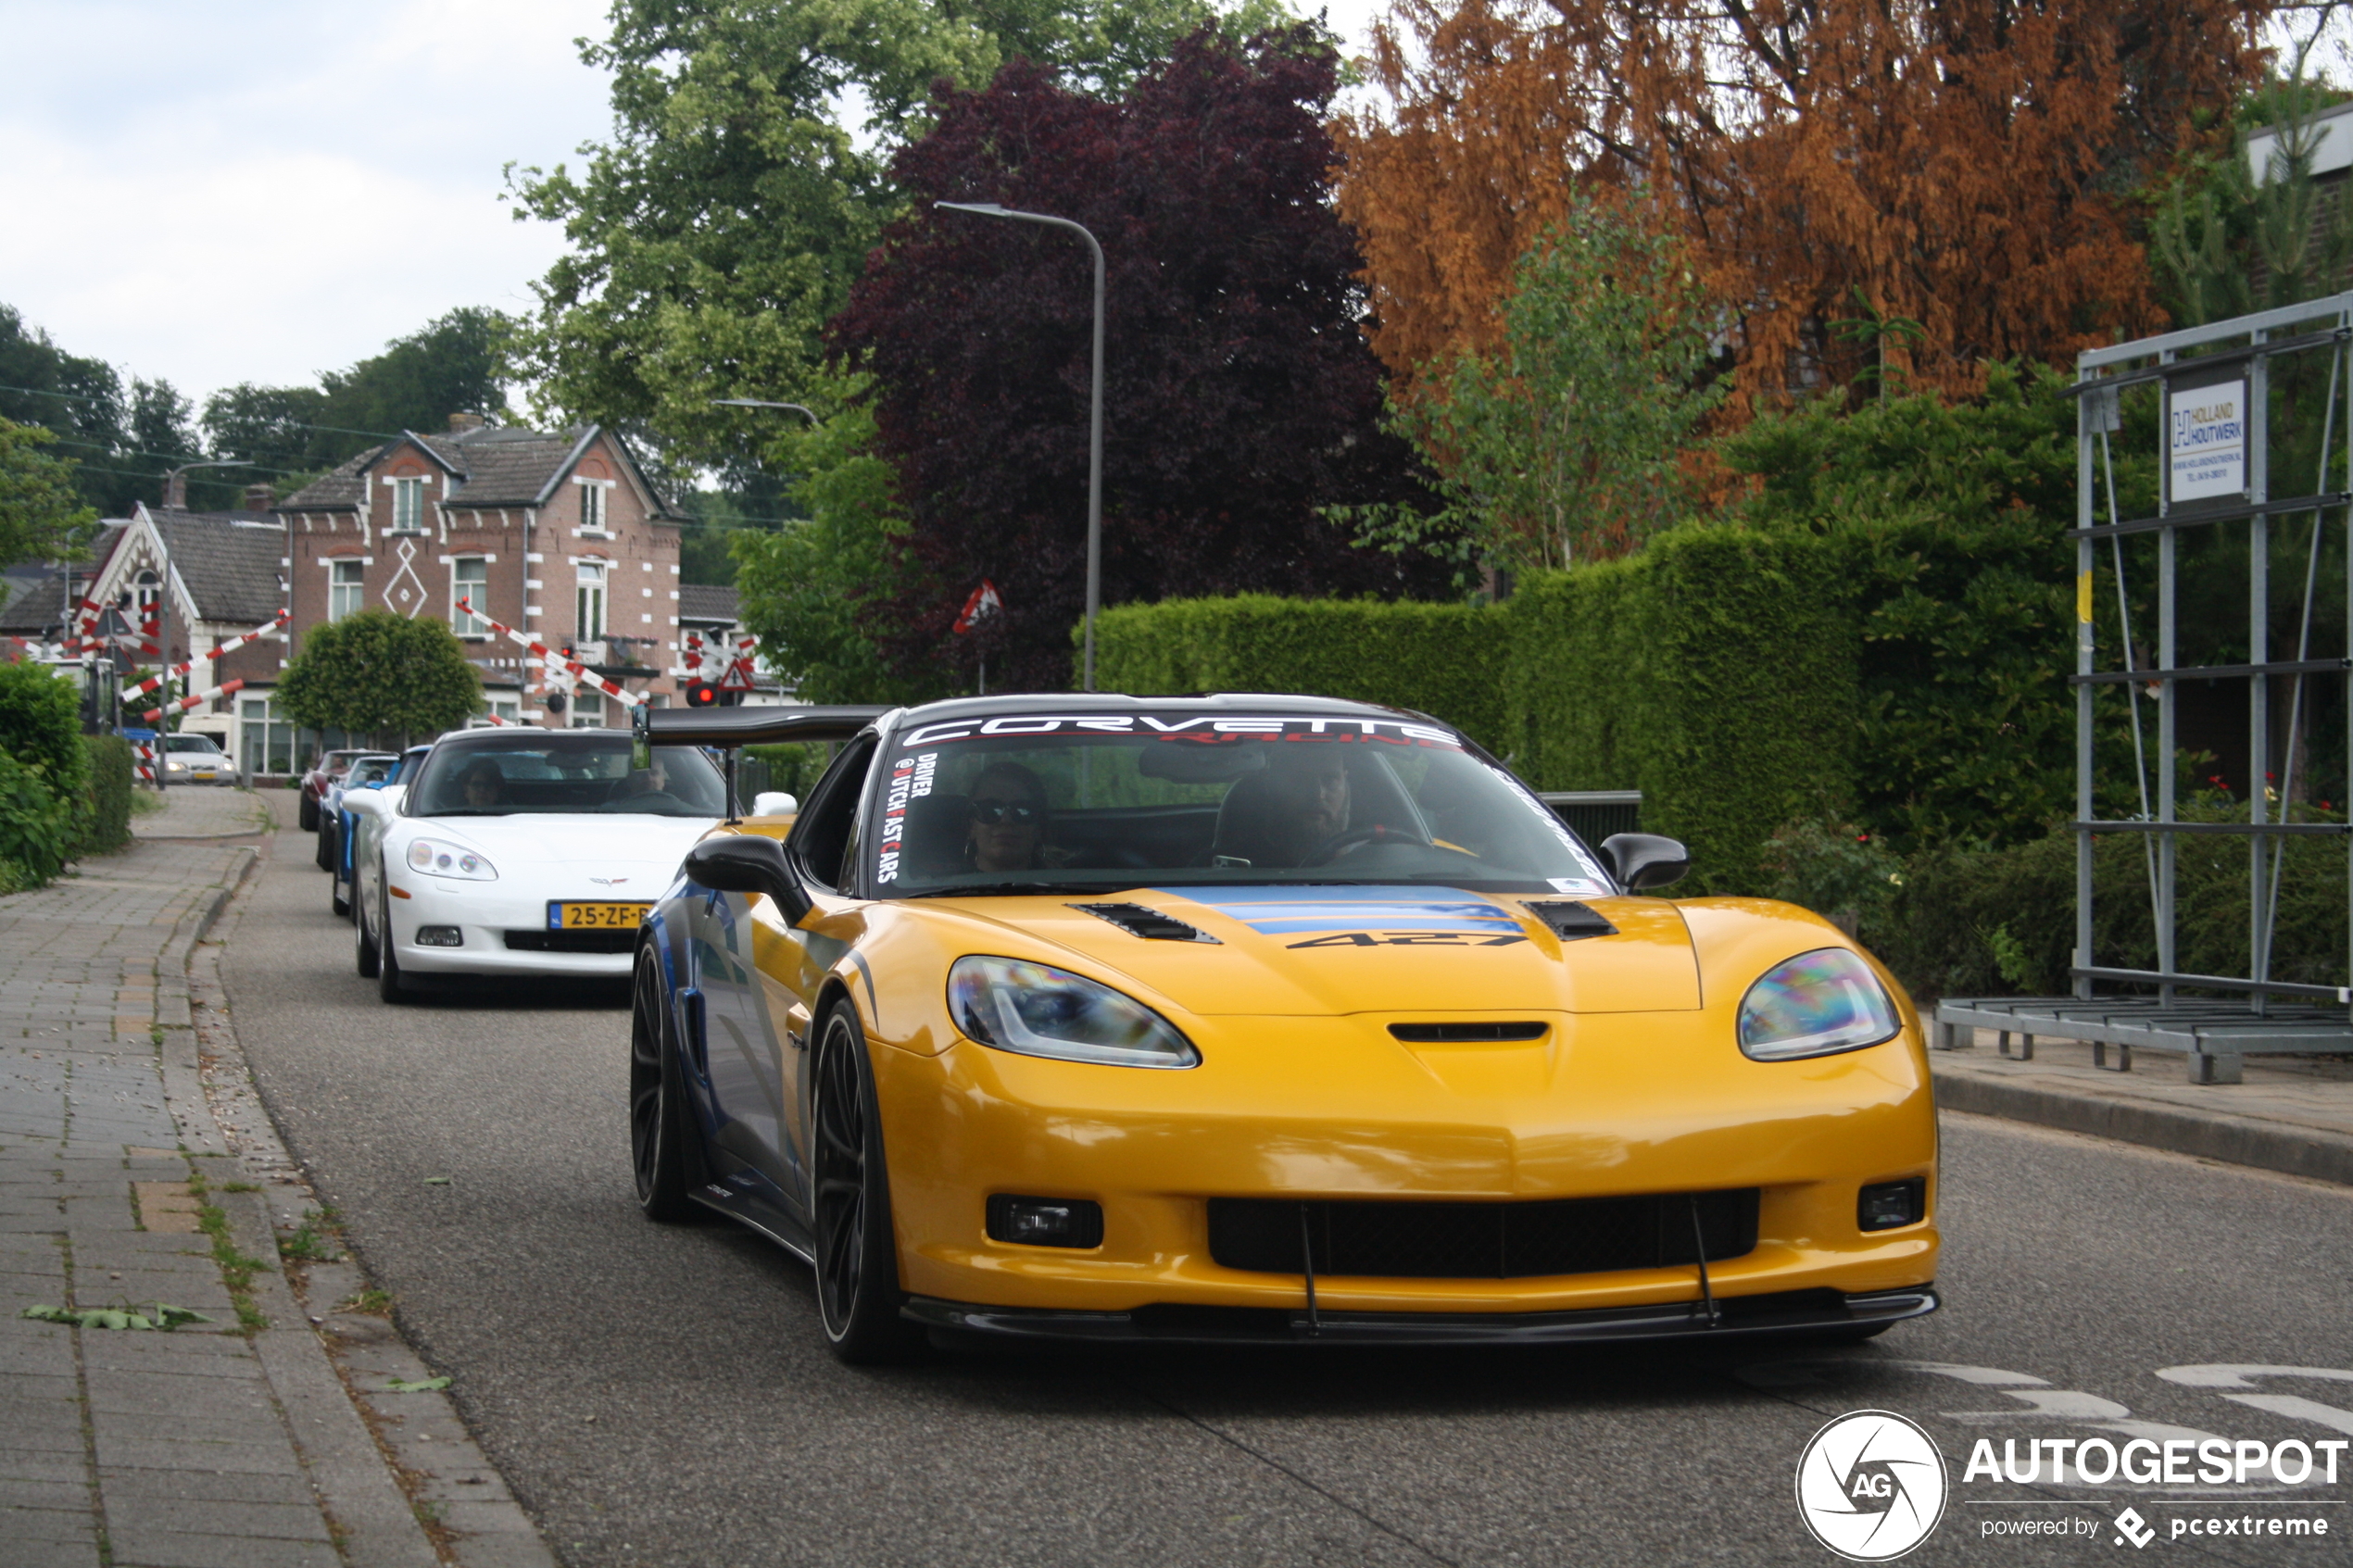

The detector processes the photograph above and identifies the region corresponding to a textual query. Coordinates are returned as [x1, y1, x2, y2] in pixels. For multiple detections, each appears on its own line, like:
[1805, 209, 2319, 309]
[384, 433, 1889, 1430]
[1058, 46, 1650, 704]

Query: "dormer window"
[579, 480, 607, 533]
[392, 477, 425, 532]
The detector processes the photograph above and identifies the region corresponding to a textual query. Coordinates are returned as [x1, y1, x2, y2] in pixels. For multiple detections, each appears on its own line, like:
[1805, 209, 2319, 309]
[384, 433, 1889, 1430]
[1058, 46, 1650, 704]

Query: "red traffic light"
[685, 680, 719, 709]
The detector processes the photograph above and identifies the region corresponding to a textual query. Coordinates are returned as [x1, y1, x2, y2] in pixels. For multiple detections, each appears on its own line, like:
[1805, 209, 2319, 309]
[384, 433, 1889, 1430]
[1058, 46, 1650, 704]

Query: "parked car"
[348, 729, 724, 996]
[316, 753, 397, 873]
[626, 696, 1940, 1363]
[334, 746, 430, 919]
[299, 749, 372, 832]
[160, 733, 235, 786]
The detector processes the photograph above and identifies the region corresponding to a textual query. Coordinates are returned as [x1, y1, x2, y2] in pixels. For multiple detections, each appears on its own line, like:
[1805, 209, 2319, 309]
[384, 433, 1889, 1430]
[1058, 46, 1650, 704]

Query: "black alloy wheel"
[375, 873, 408, 1004]
[810, 1000, 923, 1363]
[354, 874, 379, 977]
[629, 946, 694, 1221]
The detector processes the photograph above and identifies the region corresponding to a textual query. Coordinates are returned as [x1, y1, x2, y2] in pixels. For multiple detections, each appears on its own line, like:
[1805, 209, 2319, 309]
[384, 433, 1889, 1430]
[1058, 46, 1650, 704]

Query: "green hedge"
[0, 660, 86, 805]
[1501, 529, 1858, 894]
[1092, 594, 1510, 751]
[82, 734, 132, 856]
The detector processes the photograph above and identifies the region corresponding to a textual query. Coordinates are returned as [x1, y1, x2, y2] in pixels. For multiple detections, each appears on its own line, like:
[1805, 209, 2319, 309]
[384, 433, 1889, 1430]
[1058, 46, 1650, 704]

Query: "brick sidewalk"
[131, 785, 275, 841]
[0, 832, 548, 1567]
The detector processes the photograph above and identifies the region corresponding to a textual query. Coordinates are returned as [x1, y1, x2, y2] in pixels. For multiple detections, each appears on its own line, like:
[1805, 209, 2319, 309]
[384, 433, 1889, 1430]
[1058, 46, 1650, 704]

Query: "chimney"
[244, 483, 276, 513]
[447, 412, 486, 433]
[161, 470, 186, 509]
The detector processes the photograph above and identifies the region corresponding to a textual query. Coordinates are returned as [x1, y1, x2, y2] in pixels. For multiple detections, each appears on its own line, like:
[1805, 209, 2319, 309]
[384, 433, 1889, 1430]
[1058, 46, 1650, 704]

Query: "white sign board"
[2168, 380, 2246, 503]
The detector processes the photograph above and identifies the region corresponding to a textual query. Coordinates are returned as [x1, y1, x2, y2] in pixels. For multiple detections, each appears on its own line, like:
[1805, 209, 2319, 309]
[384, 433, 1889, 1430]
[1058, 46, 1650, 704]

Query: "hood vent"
[1523, 900, 1617, 941]
[1389, 1022, 1548, 1043]
[1071, 902, 1219, 944]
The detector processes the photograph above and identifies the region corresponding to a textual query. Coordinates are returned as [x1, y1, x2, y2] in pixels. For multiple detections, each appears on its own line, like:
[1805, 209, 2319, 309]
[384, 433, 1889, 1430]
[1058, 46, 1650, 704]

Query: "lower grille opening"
[504, 929, 637, 954]
[1210, 1189, 1759, 1279]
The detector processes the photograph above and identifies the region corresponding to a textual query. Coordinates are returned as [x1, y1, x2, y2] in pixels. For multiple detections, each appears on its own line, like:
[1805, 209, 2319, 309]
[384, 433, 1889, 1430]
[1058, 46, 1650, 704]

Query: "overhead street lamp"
[711, 399, 820, 422]
[935, 200, 1106, 693]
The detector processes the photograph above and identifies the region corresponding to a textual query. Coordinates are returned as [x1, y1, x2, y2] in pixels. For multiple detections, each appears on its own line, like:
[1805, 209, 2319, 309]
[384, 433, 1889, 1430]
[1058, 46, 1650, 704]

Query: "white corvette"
[346, 727, 730, 999]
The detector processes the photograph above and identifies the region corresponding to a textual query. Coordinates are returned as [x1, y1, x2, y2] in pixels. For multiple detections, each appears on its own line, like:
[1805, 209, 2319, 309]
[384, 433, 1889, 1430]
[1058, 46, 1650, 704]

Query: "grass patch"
[339, 1287, 393, 1316]
[219, 1181, 260, 1193]
[278, 1216, 343, 1263]
[186, 1173, 269, 1332]
[127, 789, 164, 817]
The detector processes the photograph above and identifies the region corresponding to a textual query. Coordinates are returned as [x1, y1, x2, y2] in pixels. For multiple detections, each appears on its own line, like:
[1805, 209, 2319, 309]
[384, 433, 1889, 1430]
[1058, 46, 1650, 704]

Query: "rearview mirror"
[1600, 833, 1690, 891]
[684, 834, 814, 927]
[342, 791, 383, 819]
[750, 791, 799, 817]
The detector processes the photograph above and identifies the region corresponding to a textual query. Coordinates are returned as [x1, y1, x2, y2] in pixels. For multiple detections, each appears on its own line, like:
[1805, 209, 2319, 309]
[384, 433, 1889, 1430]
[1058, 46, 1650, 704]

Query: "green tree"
[0, 303, 132, 515]
[0, 418, 97, 568]
[1365, 193, 1722, 574]
[506, 0, 1282, 468]
[276, 611, 483, 746]
[731, 392, 946, 704]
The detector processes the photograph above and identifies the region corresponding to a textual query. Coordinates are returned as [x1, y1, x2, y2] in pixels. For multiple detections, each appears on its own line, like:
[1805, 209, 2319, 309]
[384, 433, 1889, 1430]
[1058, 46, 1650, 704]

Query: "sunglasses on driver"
[969, 797, 1041, 825]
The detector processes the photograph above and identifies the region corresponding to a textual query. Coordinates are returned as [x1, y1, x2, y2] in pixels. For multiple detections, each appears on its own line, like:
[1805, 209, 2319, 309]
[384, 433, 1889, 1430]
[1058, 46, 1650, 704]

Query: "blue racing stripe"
[1162, 885, 1524, 937]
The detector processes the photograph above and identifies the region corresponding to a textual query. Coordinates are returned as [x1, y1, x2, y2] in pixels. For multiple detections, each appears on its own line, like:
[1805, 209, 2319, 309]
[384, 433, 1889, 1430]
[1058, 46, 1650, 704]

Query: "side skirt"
[688, 1179, 816, 1266]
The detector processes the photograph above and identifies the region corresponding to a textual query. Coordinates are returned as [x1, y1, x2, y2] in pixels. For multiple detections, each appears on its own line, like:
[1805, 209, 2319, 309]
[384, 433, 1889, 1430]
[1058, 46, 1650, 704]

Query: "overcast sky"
[0, 0, 1387, 420]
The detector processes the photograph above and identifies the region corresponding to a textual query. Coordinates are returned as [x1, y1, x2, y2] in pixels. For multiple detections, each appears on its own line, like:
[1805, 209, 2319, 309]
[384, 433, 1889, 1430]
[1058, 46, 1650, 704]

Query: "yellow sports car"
[628, 696, 1938, 1362]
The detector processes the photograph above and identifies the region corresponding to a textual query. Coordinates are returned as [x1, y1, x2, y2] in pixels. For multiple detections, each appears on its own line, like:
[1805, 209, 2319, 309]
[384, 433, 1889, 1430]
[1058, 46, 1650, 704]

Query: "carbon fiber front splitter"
[901, 1284, 1938, 1347]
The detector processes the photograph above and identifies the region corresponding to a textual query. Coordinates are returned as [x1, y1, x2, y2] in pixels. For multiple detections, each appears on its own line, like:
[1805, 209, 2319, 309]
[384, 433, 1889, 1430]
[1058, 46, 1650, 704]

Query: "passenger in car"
[460, 761, 507, 811]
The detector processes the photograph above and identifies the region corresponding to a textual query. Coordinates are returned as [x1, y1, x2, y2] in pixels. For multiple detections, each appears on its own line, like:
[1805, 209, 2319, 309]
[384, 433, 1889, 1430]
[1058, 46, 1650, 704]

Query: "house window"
[576, 561, 606, 641]
[569, 689, 605, 729]
[392, 477, 424, 532]
[134, 570, 162, 630]
[451, 558, 489, 635]
[329, 559, 365, 621]
[580, 481, 606, 533]
[480, 695, 520, 725]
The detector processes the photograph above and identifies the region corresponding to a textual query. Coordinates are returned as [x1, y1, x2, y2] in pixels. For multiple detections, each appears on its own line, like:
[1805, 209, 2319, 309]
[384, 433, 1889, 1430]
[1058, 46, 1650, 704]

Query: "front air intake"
[1210, 1190, 1759, 1279]
[1387, 1022, 1548, 1043]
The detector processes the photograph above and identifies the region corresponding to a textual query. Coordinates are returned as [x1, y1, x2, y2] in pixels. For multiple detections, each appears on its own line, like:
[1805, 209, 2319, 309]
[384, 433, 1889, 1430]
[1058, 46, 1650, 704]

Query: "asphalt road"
[223, 821, 2353, 1566]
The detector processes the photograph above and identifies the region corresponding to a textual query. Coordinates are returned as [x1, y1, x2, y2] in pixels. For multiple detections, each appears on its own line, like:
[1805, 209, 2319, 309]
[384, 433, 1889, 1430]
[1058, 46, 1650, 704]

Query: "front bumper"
[904, 1285, 1940, 1346]
[385, 881, 639, 978]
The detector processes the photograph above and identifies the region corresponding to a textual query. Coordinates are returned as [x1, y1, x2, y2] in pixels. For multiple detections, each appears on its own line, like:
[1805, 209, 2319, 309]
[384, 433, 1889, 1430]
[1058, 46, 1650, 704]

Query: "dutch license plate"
[550, 901, 652, 930]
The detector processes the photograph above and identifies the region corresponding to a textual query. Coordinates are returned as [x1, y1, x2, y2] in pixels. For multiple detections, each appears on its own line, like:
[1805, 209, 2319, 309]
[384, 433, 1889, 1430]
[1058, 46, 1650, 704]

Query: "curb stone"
[187, 845, 557, 1568]
[1932, 1065, 2353, 1187]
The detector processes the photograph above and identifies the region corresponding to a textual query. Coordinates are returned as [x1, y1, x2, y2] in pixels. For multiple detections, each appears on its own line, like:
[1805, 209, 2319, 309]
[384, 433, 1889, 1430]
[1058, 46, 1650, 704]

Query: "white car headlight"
[407, 837, 497, 881]
[1738, 947, 1900, 1060]
[949, 956, 1198, 1069]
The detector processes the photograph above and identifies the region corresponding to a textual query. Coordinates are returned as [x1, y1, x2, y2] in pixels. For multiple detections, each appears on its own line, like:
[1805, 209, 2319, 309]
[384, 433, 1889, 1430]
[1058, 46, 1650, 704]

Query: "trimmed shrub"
[81, 734, 132, 856]
[0, 750, 77, 888]
[1502, 529, 1859, 894]
[1092, 595, 1510, 751]
[0, 659, 87, 804]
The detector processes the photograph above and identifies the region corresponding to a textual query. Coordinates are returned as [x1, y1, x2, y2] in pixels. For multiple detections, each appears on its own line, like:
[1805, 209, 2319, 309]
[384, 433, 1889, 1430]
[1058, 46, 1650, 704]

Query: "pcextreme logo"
[1795, 1411, 1950, 1561]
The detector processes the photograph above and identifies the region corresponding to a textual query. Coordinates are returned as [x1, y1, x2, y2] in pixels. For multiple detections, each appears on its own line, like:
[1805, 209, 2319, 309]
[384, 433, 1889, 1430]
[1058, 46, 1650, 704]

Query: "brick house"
[273, 417, 689, 733]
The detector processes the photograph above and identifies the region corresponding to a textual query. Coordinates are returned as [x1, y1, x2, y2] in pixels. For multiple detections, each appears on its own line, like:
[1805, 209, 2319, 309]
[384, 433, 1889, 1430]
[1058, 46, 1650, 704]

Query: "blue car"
[333, 745, 431, 919]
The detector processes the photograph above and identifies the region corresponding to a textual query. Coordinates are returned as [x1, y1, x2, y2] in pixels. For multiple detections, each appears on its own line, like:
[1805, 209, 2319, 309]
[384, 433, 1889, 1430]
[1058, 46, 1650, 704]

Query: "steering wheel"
[1301, 822, 1430, 866]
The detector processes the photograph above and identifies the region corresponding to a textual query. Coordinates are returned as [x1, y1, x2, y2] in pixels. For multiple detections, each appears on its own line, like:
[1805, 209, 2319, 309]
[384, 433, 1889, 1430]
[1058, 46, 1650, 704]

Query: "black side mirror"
[1600, 833, 1691, 891]
[684, 835, 814, 927]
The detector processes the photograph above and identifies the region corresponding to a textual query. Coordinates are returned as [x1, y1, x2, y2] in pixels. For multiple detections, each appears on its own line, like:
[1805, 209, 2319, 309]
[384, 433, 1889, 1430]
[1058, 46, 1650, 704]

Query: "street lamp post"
[935, 201, 1106, 693]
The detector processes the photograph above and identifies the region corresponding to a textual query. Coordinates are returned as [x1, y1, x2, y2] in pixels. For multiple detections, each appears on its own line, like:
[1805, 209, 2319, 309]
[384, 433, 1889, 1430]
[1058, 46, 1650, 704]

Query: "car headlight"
[1737, 947, 1900, 1060]
[407, 838, 497, 881]
[949, 956, 1199, 1069]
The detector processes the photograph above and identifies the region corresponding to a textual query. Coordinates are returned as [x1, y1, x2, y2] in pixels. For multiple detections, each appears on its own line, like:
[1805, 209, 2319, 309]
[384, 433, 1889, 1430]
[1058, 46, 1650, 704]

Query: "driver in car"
[1256, 746, 1352, 866]
[459, 761, 506, 811]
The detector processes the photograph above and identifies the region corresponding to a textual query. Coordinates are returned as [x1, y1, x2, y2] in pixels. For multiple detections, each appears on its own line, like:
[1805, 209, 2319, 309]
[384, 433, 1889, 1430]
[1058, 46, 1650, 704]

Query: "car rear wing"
[634, 704, 890, 822]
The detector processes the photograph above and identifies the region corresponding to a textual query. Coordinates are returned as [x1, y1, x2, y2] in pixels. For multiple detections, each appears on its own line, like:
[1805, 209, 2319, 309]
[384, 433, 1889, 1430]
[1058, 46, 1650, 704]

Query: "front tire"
[810, 1000, 922, 1364]
[314, 821, 335, 872]
[354, 881, 379, 977]
[630, 946, 694, 1222]
[375, 876, 408, 1004]
[298, 794, 318, 833]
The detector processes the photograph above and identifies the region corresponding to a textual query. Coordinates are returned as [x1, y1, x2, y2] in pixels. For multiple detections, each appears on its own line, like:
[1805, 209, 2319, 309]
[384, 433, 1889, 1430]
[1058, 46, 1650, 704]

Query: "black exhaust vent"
[1523, 900, 1617, 940]
[1388, 1022, 1548, 1043]
[1210, 1189, 1759, 1279]
[1071, 902, 1218, 943]
[504, 929, 637, 955]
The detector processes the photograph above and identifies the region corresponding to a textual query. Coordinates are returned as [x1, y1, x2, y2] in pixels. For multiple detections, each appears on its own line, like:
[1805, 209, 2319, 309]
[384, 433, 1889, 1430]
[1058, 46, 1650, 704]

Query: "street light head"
[935, 201, 1012, 217]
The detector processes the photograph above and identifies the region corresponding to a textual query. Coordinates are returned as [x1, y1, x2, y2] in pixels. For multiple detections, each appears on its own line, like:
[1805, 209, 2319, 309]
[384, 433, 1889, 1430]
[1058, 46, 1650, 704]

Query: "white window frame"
[450, 558, 490, 636]
[569, 688, 605, 729]
[579, 479, 607, 533]
[392, 476, 425, 533]
[328, 559, 365, 621]
[576, 561, 607, 642]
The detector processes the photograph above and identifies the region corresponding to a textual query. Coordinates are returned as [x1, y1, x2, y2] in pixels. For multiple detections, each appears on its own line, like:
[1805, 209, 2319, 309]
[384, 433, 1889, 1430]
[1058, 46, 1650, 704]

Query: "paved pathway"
[0, 814, 547, 1568]
[131, 784, 275, 841]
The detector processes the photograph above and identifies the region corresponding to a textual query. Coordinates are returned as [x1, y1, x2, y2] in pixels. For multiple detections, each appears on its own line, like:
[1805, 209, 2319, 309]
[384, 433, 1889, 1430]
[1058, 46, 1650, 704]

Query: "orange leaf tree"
[1337, 0, 2270, 400]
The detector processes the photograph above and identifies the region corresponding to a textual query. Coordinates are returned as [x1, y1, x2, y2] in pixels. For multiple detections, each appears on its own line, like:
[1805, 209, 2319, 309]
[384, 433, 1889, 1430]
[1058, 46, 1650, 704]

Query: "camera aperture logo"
[1796, 1411, 1949, 1561]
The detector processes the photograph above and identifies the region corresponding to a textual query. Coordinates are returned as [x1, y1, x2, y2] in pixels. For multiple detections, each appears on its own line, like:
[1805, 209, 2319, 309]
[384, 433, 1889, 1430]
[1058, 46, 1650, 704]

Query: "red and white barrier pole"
[457, 599, 644, 708]
[123, 610, 287, 700]
[141, 677, 245, 726]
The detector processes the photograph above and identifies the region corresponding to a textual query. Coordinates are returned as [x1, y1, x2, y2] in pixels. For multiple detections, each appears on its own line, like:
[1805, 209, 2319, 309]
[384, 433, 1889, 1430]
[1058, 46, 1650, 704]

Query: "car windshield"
[867, 712, 1614, 897]
[407, 735, 724, 819]
[165, 735, 223, 754]
[346, 758, 395, 786]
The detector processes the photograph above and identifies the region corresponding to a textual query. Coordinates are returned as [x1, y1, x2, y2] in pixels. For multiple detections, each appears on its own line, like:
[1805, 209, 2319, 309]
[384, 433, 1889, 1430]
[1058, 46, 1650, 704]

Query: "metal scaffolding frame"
[1933, 295, 2353, 1084]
